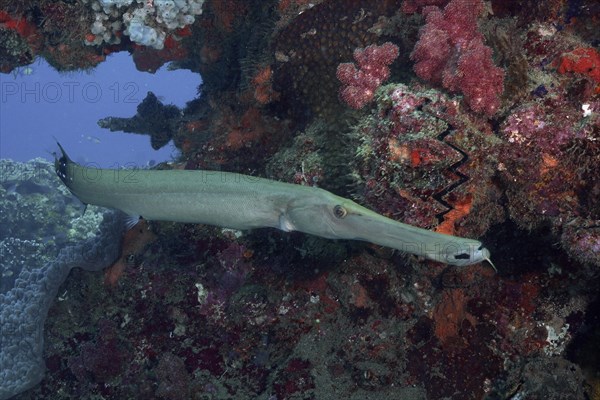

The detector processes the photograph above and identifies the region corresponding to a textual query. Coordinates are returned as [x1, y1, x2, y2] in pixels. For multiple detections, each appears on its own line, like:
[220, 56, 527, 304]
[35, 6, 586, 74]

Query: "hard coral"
[274, 0, 401, 117]
[498, 99, 599, 234]
[410, 0, 504, 115]
[336, 42, 399, 109]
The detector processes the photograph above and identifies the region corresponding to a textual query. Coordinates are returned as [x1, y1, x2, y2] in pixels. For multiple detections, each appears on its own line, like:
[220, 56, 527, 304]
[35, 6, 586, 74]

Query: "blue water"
[0, 52, 200, 168]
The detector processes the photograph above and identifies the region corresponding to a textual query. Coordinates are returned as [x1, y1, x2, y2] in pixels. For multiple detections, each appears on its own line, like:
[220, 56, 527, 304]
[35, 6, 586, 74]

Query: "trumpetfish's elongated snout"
[281, 193, 496, 269]
[55, 142, 495, 269]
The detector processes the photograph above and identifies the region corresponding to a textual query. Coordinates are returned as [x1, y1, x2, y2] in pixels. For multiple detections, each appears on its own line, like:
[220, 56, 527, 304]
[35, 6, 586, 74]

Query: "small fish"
[81, 134, 101, 144]
[11, 65, 34, 79]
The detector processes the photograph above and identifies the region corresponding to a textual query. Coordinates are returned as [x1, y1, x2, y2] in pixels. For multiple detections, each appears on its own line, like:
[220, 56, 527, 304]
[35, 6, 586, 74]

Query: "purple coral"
[562, 223, 600, 266]
[155, 352, 191, 399]
[410, 0, 504, 115]
[500, 102, 586, 150]
[67, 319, 128, 384]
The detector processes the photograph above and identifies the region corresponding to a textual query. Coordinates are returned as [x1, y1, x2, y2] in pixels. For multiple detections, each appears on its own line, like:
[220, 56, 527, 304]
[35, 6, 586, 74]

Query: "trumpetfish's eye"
[453, 253, 471, 260]
[333, 205, 347, 218]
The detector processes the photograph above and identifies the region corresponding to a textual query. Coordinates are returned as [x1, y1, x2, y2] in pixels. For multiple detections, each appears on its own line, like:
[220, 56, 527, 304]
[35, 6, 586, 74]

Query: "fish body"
[55, 143, 494, 267]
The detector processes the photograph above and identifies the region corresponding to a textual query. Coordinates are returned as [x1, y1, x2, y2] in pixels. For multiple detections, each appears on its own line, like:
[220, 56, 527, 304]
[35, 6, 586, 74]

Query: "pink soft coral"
[336, 42, 399, 109]
[410, 0, 504, 115]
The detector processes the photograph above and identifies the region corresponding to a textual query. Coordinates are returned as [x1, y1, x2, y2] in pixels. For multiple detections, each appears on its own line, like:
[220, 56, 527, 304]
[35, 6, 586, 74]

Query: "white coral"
[85, 0, 204, 49]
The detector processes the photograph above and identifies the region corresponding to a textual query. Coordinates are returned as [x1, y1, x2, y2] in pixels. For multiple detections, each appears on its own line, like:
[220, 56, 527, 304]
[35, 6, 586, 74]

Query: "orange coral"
[431, 288, 476, 344]
[251, 65, 279, 105]
[540, 153, 558, 175]
[435, 194, 473, 236]
[104, 219, 156, 287]
[199, 44, 221, 64]
[224, 108, 265, 150]
[252, 65, 272, 87]
[349, 282, 371, 308]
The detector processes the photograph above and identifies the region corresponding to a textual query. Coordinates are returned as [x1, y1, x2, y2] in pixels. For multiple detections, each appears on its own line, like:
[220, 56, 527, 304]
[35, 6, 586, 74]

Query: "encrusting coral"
[0, 161, 123, 400]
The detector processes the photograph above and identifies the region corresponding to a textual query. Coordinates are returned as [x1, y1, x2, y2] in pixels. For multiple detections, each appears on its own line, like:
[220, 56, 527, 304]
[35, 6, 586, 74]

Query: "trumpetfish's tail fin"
[53, 139, 89, 214]
[53, 139, 73, 185]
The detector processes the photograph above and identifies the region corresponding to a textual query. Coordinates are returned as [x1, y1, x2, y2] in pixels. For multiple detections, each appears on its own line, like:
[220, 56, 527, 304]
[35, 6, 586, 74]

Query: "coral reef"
[2, 0, 600, 399]
[0, 9, 42, 71]
[0, 4, 106, 72]
[557, 47, 600, 94]
[497, 98, 600, 267]
[0, 159, 123, 400]
[273, 0, 402, 117]
[0, 158, 106, 292]
[354, 83, 504, 237]
[0, 0, 199, 73]
[82, 0, 204, 49]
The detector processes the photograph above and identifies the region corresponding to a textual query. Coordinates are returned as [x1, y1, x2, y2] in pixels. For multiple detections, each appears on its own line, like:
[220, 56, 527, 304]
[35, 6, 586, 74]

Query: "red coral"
[0, 11, 38, 40]
[336, 42, 399, 109]
[410, 0, 504, 115]
[557, 47, 600, 94]
[0, 10, 42, 52]
[132, 33, 189, 72]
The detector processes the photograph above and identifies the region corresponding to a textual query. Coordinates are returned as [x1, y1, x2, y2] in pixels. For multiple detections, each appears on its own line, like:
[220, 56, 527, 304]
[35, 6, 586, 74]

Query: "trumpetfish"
[54, 142, 495, 269]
